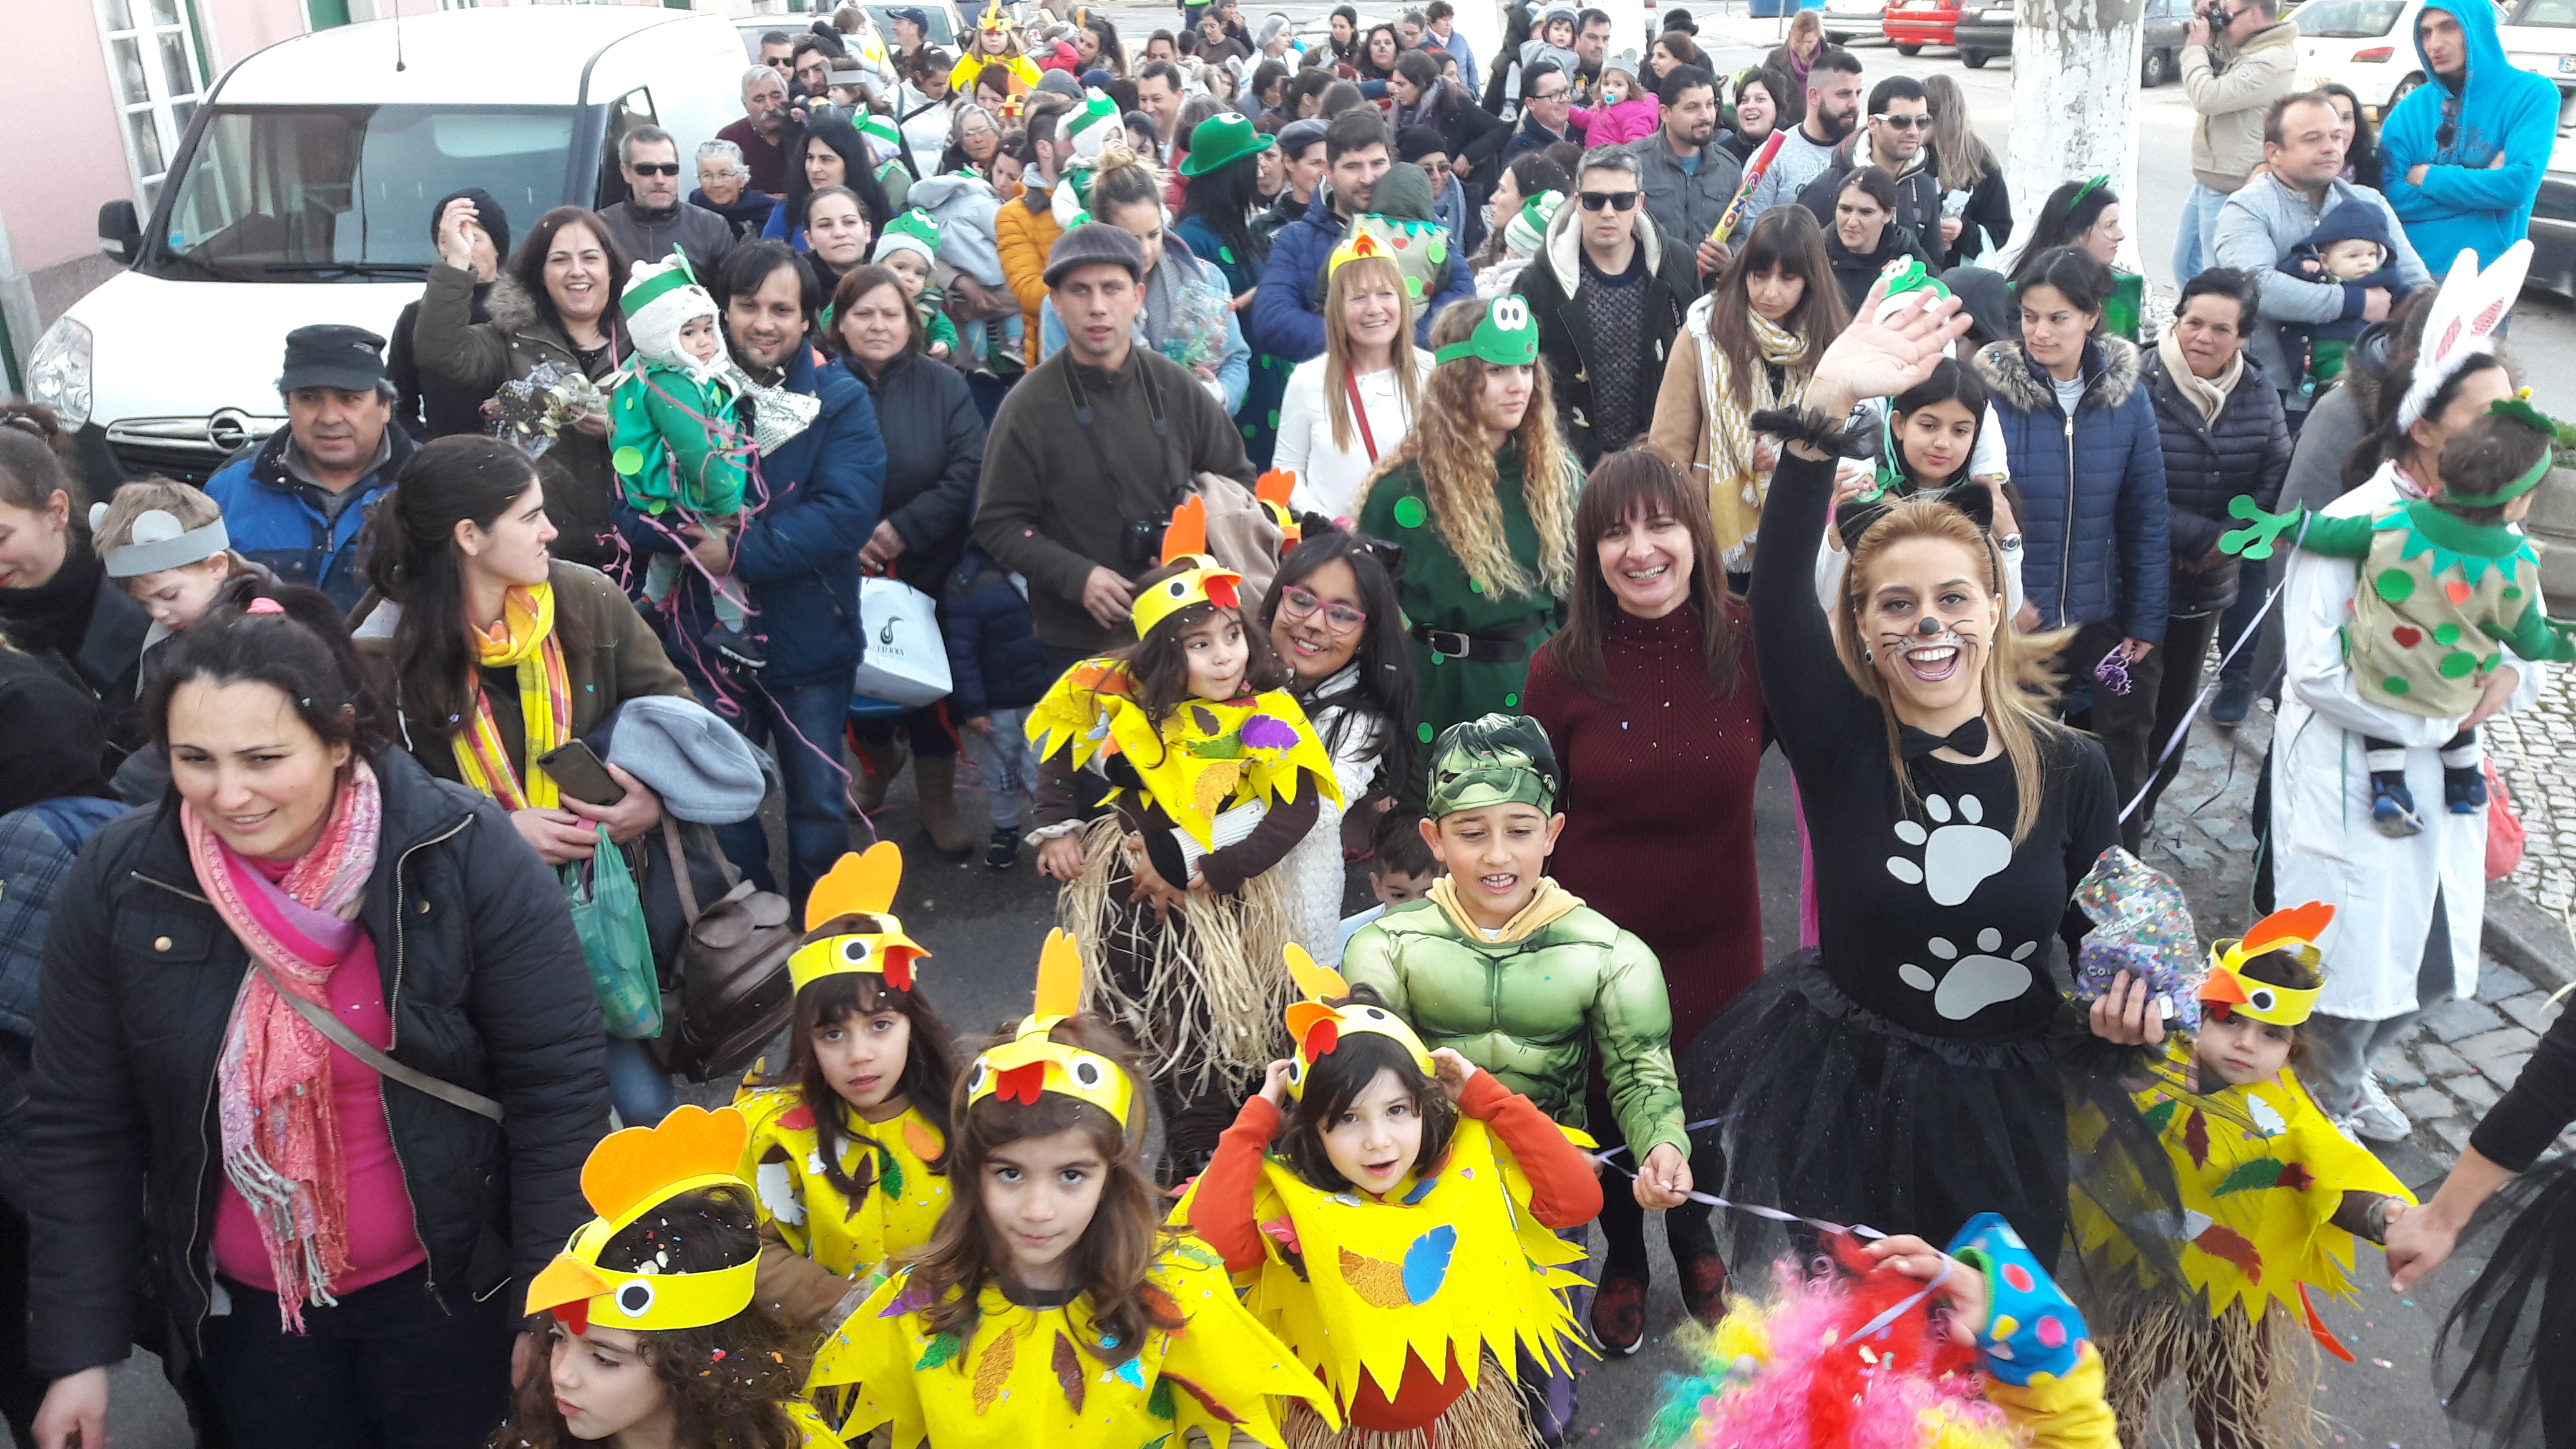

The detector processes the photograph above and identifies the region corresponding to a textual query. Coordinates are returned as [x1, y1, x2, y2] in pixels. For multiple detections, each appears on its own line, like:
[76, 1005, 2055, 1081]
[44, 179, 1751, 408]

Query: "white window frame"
[93, 0, 212, 207]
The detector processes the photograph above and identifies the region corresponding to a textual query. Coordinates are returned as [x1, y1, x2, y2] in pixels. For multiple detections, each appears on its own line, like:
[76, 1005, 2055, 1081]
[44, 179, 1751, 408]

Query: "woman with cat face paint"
[1671, 275, 2183, 1274]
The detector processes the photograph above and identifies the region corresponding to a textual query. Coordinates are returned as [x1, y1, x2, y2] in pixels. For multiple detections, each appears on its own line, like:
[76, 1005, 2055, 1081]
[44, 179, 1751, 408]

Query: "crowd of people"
[0, 0, 2572, 1446]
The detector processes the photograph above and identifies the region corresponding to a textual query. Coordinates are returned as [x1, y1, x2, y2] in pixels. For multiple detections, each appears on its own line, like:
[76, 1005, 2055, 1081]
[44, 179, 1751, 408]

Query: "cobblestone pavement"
[2481, 662, 2576, 922]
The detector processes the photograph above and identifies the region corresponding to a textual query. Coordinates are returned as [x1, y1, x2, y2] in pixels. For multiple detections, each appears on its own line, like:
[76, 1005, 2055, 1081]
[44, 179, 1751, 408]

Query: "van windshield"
[2291, 0, 2405, 36]
[151, 105, 577, 281]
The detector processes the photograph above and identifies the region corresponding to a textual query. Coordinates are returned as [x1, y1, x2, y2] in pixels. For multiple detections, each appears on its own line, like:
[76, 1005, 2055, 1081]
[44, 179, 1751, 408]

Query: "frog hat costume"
[806, 931, 1339, 1448]
[526, 1105, 848, 1446]
[1173, 945, 1596, 1447]
[734, 846, 950, 1317]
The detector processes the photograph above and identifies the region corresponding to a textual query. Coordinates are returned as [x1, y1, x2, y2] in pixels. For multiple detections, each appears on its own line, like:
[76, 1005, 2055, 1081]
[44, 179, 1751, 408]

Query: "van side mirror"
[98, 200, 141, 264]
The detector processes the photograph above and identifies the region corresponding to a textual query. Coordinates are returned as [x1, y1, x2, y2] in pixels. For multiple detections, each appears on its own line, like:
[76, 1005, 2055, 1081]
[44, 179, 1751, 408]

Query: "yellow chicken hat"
[525, 1106, 760, 1335]
[964, 929, 1138, 1126]
[1254, 470, 1301, 550]
[786, 843, 931, 993]
[2200, 900, 2333, 1027]
[1129, 495, 1244, 640]
[1280, 945, 1434, 1099]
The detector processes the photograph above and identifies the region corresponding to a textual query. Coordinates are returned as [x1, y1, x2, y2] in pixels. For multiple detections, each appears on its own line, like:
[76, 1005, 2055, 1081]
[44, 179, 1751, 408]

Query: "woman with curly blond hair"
[1354, 295, 1579, 773]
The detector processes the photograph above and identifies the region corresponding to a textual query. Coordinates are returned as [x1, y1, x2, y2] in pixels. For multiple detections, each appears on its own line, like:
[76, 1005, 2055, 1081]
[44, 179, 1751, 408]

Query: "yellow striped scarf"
[451, 582, 571, 811]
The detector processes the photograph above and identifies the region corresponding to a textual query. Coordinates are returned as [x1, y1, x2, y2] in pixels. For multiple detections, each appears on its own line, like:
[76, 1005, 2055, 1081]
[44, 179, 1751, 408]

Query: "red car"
[1882, 0, 1961, 53]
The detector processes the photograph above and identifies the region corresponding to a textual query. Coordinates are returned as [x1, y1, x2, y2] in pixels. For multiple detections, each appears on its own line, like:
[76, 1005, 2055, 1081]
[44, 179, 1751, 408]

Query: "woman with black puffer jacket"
[23, 581, 608, 1449]
[2130, 268, 2288, 839]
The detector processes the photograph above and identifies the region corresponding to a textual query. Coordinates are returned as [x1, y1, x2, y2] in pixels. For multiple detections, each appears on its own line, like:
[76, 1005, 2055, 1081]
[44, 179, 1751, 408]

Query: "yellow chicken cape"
[2074, 1042, 2414, 1322]
[1171, 1118, 1594, 1413]
[809, 1242, 1336, 1448]
[1026, 659, 1342, 849]
[734, 1082, 949, 1287]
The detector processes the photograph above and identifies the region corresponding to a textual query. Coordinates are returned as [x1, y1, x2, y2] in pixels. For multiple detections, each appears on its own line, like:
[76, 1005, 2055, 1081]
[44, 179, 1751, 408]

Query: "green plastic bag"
[565, 825, 662, 1040]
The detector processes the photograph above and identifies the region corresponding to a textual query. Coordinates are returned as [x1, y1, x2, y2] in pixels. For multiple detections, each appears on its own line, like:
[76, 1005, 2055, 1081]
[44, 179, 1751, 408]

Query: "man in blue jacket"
[2379, 0, 2557, 270]
[1252, 110, 1473, 364]
[205, 325, 413, 612]
[616, 242, 885, 916]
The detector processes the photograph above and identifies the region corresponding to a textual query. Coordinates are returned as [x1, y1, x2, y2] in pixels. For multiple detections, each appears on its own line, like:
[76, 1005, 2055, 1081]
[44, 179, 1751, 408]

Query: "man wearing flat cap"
[205, 324, 412, 611]
[973, 223, 1258, 666]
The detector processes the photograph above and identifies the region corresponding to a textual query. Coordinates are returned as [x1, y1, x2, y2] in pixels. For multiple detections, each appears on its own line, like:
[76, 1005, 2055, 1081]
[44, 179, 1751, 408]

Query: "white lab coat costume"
[2268, 461, 2542, 1020]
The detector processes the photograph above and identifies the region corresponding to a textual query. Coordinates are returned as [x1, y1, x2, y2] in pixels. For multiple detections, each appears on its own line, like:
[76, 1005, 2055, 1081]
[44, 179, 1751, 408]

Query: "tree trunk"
[2003, 0, 2147, 273]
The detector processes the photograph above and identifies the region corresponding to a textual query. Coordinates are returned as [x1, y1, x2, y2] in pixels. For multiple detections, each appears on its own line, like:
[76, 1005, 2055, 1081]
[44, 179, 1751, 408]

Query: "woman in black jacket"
[2130, 268, 2287, 837]
[0, 412, 148, 766]
[24, 583, 607, 1449]
[1388, 51, 1505, 192]
[826, 265, 987, 857]
[1822, 167, 1932, 317]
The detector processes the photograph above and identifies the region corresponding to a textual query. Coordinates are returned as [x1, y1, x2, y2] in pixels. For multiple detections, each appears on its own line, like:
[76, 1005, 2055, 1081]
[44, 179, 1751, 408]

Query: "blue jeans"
[2172, 182, 2229, 283]
[681, 668, 853, 919]
[603, 1035, 678, 1127]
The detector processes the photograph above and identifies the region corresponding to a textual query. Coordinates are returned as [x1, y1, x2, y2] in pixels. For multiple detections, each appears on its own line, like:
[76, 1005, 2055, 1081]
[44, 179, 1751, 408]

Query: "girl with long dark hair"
[2011, 176, 2145, 340]
[2321, 82, 2384, 190]
[1174, 113, 1289, 460]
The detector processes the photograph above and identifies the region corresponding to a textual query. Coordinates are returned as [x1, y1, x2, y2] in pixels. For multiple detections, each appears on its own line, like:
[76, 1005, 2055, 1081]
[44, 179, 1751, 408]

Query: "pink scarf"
[185, 759, 383, 1333]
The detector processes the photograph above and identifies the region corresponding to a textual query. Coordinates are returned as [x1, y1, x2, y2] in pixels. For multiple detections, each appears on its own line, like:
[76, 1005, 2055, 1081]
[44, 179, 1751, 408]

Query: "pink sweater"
[212, 857, 426, 1295]
[1569, 94, 1661, 147]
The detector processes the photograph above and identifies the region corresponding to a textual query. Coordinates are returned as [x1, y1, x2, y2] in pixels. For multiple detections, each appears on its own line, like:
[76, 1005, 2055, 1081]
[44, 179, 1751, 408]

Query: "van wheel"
[1961, 47, 1991, 66]
[2141, 47, 2169, 86]
[1896, 41, 1923, 54]
[2388, 72, 2425, 107]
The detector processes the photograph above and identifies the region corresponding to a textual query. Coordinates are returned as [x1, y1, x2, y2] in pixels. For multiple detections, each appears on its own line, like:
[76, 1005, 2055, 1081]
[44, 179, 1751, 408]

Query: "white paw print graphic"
[1885, 794, 2012, 906]
[1898, 929, 2041, 1021]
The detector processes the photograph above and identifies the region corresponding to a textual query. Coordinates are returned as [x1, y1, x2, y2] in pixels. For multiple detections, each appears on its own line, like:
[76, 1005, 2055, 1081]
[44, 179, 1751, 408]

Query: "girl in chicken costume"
[2074, 902, 2417, 1449]
[1174, 946, 1601, 1448]
[807, 931, 1339, 1447]
[512, 1105, 847, 1448]
[733, 844, 961, 1336]
[1028, 497, 1342, 1178]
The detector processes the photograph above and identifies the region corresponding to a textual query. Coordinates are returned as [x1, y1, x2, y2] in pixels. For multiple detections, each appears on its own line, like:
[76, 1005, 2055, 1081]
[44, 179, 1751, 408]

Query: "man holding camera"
[2175, 0, 2300, 281]
[973, 224, 1259, 670]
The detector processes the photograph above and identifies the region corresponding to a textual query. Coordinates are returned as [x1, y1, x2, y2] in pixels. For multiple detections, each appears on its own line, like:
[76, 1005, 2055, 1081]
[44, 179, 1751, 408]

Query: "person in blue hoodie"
[2378, 0, 2557, 271]
[614, 241, 885, 919]
[2271, 199, 2414, 403]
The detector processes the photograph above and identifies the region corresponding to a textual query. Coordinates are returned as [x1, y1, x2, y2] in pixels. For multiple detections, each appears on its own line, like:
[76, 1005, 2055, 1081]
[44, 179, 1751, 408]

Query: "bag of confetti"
[1158, 276, 1232, 375]
[2071, 846, 2200, 1030]
[483, 360, 605, 459]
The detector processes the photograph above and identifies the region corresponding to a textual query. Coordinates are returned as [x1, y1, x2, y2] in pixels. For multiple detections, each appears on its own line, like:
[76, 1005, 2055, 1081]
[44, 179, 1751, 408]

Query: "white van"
[26, 7, 743, 488]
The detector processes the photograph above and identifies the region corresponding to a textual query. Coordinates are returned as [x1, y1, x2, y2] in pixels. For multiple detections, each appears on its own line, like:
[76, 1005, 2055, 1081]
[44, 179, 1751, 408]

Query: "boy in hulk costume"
[1339, 713, 1689, 1434]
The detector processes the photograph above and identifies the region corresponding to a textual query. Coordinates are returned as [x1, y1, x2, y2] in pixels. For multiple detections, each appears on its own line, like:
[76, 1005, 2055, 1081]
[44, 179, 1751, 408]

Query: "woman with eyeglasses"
[1257, 531, 1417, 954]
[1520, 447, 1767, 1354]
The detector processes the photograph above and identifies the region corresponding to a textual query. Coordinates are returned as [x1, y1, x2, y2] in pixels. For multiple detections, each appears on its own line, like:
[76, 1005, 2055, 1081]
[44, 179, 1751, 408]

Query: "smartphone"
[534, 740, 627, 807]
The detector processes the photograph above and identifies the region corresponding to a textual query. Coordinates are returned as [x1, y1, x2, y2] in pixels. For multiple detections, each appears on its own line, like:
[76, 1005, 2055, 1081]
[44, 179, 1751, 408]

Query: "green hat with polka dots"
[1433, 295, 1539, 368]
[1425, 713, 1559, 819]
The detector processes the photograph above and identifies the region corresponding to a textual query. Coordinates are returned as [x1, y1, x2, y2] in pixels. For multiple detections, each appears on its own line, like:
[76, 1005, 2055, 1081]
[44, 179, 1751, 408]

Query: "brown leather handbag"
[656, 814, 798, 1082]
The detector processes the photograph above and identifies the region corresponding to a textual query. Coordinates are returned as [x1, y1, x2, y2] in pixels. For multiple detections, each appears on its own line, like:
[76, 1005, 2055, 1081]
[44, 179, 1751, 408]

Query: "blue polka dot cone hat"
[1946, 1212, 2087, 1386]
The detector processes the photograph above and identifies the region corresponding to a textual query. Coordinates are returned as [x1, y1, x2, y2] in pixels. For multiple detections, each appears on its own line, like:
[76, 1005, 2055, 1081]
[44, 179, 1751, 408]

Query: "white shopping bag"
[851, 576, 952, 708]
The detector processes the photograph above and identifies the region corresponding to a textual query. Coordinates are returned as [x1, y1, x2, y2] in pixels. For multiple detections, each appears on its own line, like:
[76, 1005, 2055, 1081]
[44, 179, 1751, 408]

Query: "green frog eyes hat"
[1432, 295, 1540, 368]
[1179, 112, 1276, 176]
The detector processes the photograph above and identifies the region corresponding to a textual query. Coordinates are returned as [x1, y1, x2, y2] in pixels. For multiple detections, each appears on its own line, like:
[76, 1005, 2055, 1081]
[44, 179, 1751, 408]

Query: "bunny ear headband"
[91, 504, 229, 578]
[2396, 241, 2534, 436]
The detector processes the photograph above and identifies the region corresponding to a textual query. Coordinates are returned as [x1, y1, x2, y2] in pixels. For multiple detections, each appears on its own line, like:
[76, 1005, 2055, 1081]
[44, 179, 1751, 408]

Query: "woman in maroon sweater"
[1520, 447, 1767, 1355]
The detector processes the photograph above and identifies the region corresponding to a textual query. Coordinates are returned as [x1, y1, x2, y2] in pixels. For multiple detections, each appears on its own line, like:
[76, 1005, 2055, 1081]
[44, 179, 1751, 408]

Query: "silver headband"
[101, 517, 230, 578]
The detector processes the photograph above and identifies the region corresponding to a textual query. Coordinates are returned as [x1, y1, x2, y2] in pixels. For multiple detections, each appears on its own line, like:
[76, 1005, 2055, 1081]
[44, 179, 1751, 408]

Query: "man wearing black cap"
[974, 224, 1259, 666]
[388, 189, 507, 439]
[204, 325, 414, 612]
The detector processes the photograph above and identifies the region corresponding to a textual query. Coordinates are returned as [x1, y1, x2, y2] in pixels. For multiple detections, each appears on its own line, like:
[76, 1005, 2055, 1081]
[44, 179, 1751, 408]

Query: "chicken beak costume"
[1280, 945, 1435, 1096]
[962, 928, 1137, 1126]
[788, 843, 931, 994]
[1128, 495, 1244, 642]
[2198, 901, 2332, 1027]
[527, 1105, 761, 1337]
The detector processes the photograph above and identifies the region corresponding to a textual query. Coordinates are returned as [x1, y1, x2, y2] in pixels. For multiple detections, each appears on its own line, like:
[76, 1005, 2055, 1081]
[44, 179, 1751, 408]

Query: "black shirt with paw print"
[1753, 450, 2119, 1043]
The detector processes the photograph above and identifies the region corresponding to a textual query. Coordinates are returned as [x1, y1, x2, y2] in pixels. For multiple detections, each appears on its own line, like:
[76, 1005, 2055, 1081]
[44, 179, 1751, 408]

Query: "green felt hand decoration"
[2219, 494, 2306, 560]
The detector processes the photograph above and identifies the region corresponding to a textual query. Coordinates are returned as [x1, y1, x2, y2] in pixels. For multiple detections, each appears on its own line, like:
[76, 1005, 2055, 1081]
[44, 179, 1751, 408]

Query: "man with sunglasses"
[1513, 147, 1698, 466]
[2173, 0, 2298, 283]
[595, 127, 739, 283]
[1792, 75, 1946, 266]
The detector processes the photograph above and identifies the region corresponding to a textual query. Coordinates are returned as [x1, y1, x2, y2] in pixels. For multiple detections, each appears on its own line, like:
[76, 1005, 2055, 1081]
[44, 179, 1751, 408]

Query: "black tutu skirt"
[2434, 1154, 2576, 1448]
[1676, 952, 2185, 1284]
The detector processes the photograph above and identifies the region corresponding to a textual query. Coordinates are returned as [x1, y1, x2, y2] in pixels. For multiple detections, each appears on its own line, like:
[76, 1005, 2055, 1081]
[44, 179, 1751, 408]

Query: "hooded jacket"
[1251, 183, 1474, 364]
[1797, 135, 1946, 266]
[995, 178, 1066, 356]
[25, 747, 608, 1383]
[1972, 336, 2173, 641]
[2180, 18, 2301, 193]
[2379, 0, 2559, 267]
[1513, 200, 1699, 466]
[2140, 348, 2291, 616]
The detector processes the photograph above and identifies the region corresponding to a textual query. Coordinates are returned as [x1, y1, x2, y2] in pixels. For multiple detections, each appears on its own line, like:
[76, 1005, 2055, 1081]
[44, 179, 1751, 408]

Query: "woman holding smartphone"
[353, 436, 694, 1123]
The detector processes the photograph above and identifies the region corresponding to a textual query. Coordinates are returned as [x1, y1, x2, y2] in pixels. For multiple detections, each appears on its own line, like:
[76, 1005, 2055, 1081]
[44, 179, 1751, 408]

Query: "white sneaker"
[2341, 1072, 2411, 1143]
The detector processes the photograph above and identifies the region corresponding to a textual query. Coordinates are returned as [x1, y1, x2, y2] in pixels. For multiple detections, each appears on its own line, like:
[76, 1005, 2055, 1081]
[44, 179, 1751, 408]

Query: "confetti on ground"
[2373, 1358, 2396, 1368]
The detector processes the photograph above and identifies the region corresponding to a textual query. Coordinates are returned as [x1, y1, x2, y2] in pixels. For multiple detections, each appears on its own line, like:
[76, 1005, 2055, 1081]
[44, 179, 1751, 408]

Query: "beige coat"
[2182, 19, 2301, 192]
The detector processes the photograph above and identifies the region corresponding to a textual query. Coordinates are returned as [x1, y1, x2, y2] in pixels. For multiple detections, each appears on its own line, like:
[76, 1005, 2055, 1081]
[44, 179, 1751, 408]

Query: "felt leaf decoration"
[878, 1144, 906, 1203]
[2140, 1098, 2179, 1136]
[1193, 759, 1245, 818]
[1170, 1241, 1224, 1271]
[1402, 1224, 1458, 1304]
[880, 1281, 933, 1318]
[1285, 945, 1348, 1003]
[1053, 1330, 1086, 1413]
[917, 1330, 963, 1370]
[1163, 1373, 1246, 1425]
[581, 1105, 748, 1221]
[1241, 714, 1300, 751]
[1400, 1173, 1440, 1206]
[754, 1148, 806, 1227]
[2210, 1158, 2290, 1196]
[2243, 1097, 2288, 1139]
[1161, 494, 1209, 567]
[903, 1117, 943, 1163]
[1141, 1282, 1183, 1334]
[1190, 703, 1223, 736]
[1143, 1437, 1171, 1449]
[1115, 1356, 1151, 1390]
[2300, 1282, 2358, 1362]
[776, 1102, 816, 1131]
[1184, 734, 1246, 759]
[2192, 1222, 2263, 1282]
[1259, 1215, 1303, 1252]
[806, 842, 904, 931]
[2276, 1161, 2315, 1193]
[1340, 1246, 1410, 1308]
[1147, 1377, 1177, 1420]
[837, 1146, 876, 1216]
[2184, 1108, 2211, 1170]
[1033, 928, 1084, 1018]
[971, 1327, 1016, 1413]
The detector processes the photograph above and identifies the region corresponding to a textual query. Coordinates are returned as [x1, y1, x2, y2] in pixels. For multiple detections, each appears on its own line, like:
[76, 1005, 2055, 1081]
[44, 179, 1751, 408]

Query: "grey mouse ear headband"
[94, 504, 231, 578]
